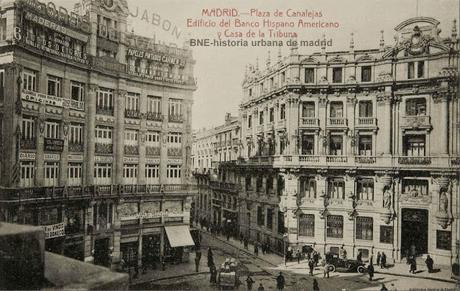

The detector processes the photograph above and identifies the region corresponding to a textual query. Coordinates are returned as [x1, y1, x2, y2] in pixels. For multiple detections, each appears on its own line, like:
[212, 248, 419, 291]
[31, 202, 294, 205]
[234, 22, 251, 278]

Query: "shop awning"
[164, 225, 195, 248]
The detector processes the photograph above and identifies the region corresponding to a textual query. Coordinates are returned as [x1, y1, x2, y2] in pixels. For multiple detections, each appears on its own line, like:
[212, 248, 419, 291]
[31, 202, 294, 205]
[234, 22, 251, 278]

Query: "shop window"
[380, 226, 393, 244]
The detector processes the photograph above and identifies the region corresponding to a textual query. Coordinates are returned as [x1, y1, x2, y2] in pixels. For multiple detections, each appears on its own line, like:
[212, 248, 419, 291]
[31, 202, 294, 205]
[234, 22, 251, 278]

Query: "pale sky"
[60, 0, 459, 130]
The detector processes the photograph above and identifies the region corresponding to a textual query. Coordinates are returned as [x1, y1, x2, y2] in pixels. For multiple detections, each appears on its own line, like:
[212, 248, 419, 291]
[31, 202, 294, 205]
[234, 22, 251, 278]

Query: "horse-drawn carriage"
[217, 258, 240, 289]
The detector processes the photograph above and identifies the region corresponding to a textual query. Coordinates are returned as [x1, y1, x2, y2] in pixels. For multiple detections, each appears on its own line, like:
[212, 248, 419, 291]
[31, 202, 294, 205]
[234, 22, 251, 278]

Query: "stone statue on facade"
[439, 191, 448, 213]
[383, 188, 392, 209]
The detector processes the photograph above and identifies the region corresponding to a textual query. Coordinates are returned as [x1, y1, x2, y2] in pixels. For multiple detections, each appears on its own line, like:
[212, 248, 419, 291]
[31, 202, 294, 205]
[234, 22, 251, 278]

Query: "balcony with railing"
[95, 143, 113, 154]
[169, 114, 184, 123]
[146, 112, 163, 121]
[68, 142, 84, 152]
[125, 109, 140, 119]
[400, 115, 431, 130]
[124, 145, 139, 155]
[167, 147, 183, 157]
[398, 156, 431, 165]
[96, 106, 114, 116]
[20, 138, 36, 150]
[300, 117, 320, 127]
[146, 146, 161, 156]
[327, 117, 348, 127]
[0, 184, 198, 203]
[209, 181, 241, 192]
[356, 117, 377, 127]
[354, 156, 376, 164]
[326, 155, 348, 163]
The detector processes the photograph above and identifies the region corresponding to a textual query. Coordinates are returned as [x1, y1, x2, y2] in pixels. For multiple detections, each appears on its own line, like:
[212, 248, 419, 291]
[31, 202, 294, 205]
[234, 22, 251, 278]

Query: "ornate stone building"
[195, 17, 459, 265]
[0, 0, 197, 269]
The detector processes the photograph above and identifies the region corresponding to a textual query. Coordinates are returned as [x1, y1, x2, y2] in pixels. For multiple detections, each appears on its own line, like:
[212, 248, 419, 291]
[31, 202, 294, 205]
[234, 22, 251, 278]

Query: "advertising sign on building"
[41, 222, 65, 239]
[44, 138, 64, 152]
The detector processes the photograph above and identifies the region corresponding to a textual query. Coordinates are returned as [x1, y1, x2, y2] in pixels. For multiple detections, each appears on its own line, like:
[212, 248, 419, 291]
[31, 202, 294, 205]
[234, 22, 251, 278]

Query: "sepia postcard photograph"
[0, 0, 459, 290]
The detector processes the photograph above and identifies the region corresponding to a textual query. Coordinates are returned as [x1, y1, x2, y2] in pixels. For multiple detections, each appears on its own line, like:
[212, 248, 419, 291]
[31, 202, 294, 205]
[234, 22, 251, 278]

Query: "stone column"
[159, 97, 169, 184]
[85, 83, 98, 185]
[433, 92, 449, 155]
[376, 88, 392, 155]
[84, 203, 95, 261]
[115, 89, 126, 185]
[315, 172, 328, 253]
[346, 96, 357, 156]
[35, 111, 45, 186]
[60, 117, 69, 186]
[287, 93, 299, 155]
[279, 171, 298, 243]
[318, 95, 328, 155]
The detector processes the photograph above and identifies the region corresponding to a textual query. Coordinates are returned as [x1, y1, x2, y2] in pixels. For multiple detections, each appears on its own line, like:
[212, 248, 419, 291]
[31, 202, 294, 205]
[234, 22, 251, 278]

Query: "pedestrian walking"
[376, 252, 381, 266]
[296, 249, 301, 264]
[246, 275, 255, 290]
[425, 255, 434, 273]
[313, 251, 319, 267]
[209, 264, 217, 284]
[239, 232, 244, 244]
[308, 259, 315, 275]
[254, 242, 259, 256]
[313, 278, 320, 291]
[381, 252, 387, 269]
[244, 237, 249, 249]
[323, 263, 331, 278]
[367, 263, 375, 281]
[194, 253, 200, 272]
[257, 283, 265, 291]
[207, 247, 214, 268]
[357, 251, 363, 263]
[409, 256, 417, 274]
[276, 272, 285, 291]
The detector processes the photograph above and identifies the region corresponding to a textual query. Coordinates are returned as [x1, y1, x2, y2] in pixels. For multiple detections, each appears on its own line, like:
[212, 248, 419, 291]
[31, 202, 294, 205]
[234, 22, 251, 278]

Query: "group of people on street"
[376, 252, 388, 269]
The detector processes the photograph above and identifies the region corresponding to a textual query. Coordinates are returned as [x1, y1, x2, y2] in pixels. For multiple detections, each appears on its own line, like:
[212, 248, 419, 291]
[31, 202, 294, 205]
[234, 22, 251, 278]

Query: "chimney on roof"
[225, 113, 231, 123]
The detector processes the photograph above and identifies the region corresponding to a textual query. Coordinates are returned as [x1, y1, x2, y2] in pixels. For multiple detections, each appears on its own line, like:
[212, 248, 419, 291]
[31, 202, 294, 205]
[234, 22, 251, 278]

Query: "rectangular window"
[436, 230, 451, 250]
[300, 177, 316, 198]
[402, 179, 429, 196]
[167, 132, 182, 147]
[44, 161, 59, 187]
[20, 161, 35, 187]
[126, 92, 140, 111]
[96, 88, 114, 114]
[146, 131, 160, 145]
[281, 71, 285, 84]
[417, 61, 424, 78]
[23, 69, 37, 92]
[124, 129, 139, 145]
[358, 101, 373, 117]
[259, 111, 264, 125]
[166, 165, 181, 179]
[269, 108, 274, 122]
[361, 66, 372, 82]
[147, 96, 162, 113]
[45, 121, 60, 139]
[0, 69, 4, 102]
[248, 115, 252, 128]
[249, 88, 252, 97]
[406, 98, 426, 116]
[69, 123, 84, 145]
[95, 126, 113, 144]
[257, 206, 264, 226]
[299, 214, 315, 237]
[280, 104, 286, 120]
[330, 102, 343, 117]
[67, 162, 82, 186]
[123, 164, 138, 184]
[380, 226, 393, 244]
[403, 135, 426, 156]
[302, 102, 315, 118]
[332, 67, 343, 83]
[245, 177, 252, 191]
[357, 178, 374, 201]
[305, 68, 314, 83]
[21, 117, 35, 140]
[356, 216, 373, 240]
[94, 163, 112, 185]
[71, 81, 85, 102]
[168, 99, 182, 117]
[327, 215, 343, 238]
[145, 164, 159, 182]
[301, 135, 315, 155]
[358, 135, 372, 156]
[47, 75, 61, 97]
[329, 135, 343, 155]
[266, 208, 273, 229]
[328, 178, 345, 199]
[408, 62, 415, 79]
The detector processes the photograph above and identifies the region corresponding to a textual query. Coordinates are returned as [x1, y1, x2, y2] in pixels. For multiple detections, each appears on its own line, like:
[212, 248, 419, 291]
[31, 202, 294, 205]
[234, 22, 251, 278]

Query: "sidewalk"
[129, 253, 210, 286]
[200, 229, 457, 284]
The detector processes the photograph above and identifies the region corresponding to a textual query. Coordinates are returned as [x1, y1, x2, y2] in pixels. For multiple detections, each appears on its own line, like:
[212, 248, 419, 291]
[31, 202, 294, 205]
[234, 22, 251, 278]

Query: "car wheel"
[328, 265, 336, 272]
[357, 266, 365, 273]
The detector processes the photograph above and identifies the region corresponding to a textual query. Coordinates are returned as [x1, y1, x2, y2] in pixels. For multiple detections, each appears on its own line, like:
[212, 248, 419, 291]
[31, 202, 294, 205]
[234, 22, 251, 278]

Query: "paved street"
[131, 231, 458, 290]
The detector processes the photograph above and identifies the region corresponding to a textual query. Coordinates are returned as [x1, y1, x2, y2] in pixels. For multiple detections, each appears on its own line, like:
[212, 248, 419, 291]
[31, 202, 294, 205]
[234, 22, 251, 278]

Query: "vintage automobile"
[325, 253, 366, 273]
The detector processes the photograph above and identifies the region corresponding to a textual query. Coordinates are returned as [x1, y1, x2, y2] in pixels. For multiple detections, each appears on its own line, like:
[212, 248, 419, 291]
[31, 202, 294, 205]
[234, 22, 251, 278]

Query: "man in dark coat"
[425, 255, 434, 273]
[410, 256, 417, 274]
[308, 259, 315, 275]
[357, 251, 363, 263]
[207, 247, 214, 267]
[376, 252, 381, 266]
[276, 272, 285, 290]
[380, 252, 387, 269]
[367, 264, 375, 281]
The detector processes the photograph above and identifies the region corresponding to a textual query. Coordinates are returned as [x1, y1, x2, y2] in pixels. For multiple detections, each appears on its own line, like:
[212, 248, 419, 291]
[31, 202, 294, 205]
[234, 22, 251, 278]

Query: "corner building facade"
[236, 17, 458, 265]
[0, 0, 197, 269]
